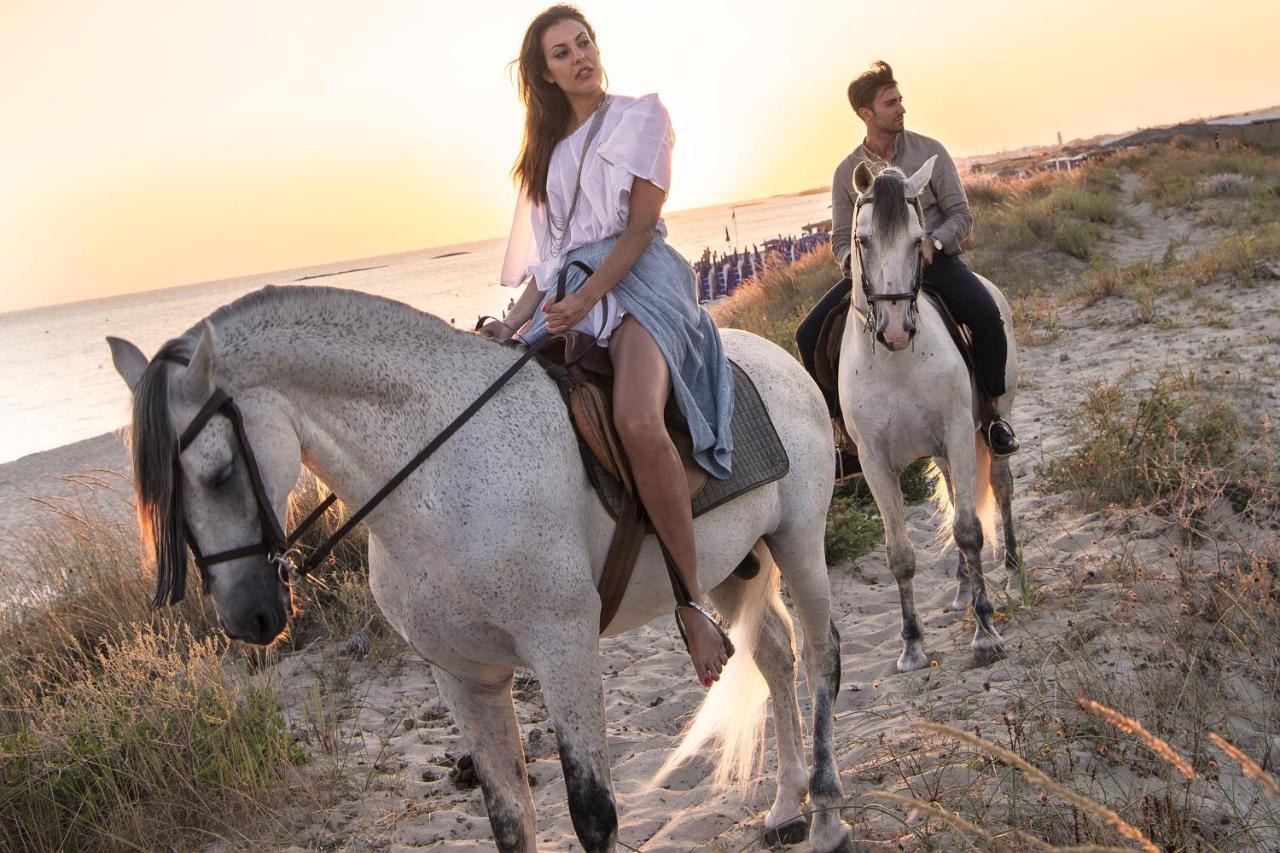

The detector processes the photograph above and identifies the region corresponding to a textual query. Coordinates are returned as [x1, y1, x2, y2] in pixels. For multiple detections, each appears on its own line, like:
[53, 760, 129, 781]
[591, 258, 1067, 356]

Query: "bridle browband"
[852, 190, 927, 342]
[161, 260, 595, 599]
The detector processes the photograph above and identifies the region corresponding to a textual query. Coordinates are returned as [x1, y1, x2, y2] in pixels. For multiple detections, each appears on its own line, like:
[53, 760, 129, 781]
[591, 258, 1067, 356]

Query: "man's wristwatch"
[931, 237, 943, 252]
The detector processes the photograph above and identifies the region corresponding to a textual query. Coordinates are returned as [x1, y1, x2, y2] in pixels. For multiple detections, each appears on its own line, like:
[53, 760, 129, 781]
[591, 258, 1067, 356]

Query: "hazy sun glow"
[2, 0, 1277, 313]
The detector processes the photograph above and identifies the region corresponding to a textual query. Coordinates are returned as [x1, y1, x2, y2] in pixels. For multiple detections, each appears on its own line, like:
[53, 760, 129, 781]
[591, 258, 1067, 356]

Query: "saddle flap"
[568, 380, 634, 496]
[813, 294, 851, 392]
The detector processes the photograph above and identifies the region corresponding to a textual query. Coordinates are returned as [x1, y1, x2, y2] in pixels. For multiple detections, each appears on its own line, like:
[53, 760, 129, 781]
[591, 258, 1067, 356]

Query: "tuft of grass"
[1039, 371, 1248, 514]
[0, 476, 376, 852]
[1205, 172, 1257, 198]
[964, 168, 1127, 293]
[1053, 220, 1103, 260]
[0, 622, 304, 852]
[1134, 139, 1280, 210]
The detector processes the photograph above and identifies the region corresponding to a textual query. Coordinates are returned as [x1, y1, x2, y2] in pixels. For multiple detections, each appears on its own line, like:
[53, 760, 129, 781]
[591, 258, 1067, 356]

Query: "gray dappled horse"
[107, 286, 858, 853]
[839, 157, 1019, 672]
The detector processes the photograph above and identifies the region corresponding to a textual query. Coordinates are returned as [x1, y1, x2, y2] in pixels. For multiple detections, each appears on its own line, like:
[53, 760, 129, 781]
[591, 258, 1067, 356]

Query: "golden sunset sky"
[2, 0, 1277, 314]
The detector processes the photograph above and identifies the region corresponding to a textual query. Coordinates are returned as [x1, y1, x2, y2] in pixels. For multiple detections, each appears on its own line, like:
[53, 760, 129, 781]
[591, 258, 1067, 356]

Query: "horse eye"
[210, 463, 234, 488]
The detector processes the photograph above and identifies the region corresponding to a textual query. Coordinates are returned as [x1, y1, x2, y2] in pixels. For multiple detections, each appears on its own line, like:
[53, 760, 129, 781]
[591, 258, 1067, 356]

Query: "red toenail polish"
[703, 677, 713, 687]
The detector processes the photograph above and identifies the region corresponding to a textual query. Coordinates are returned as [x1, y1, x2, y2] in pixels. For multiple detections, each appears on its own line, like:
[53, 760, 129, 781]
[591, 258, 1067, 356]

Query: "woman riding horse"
[481, 5, 735, 687]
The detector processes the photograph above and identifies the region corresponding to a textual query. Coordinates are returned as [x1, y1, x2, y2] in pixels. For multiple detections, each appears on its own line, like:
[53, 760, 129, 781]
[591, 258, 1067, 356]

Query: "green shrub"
[1039, 372, 1246, 512]
[824, 461, 935, 564]
[1053, 220, 1101, 259]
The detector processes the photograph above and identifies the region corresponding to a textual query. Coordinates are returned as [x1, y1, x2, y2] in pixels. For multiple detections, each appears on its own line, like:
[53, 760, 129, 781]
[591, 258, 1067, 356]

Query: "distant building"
[1207, 110, 1280, 147]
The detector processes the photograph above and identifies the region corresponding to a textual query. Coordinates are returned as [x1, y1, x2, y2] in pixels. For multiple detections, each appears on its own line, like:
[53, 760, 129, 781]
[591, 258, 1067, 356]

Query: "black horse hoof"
[449, 753, 479, 789]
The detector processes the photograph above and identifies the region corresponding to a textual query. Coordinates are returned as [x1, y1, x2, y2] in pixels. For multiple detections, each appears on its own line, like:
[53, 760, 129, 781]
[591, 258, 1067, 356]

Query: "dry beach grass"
[1, 137, 1279, 850]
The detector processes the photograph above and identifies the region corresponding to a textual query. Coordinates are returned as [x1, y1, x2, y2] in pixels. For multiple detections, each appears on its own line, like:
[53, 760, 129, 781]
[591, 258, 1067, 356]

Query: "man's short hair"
[847, 61, 897, 113]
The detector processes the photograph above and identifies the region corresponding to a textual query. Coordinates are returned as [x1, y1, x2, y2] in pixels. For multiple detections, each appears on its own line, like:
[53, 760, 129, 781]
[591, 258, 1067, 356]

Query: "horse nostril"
[253, 611, 272, 643]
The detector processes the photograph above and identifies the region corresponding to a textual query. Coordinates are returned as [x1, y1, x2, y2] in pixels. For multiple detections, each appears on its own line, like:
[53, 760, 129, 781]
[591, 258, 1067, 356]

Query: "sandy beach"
[4, 159, 1279, 849]
[0, 431, 131, 593]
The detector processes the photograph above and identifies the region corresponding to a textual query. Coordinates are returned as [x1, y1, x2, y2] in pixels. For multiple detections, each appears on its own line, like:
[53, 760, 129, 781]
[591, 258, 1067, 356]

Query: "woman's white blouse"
[500, 93, 674, 292]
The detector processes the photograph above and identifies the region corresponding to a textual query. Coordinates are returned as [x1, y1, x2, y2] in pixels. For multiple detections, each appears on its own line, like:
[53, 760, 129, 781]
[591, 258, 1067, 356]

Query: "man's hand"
[542, 288, 597, 335]
[920, 236, 935, 267]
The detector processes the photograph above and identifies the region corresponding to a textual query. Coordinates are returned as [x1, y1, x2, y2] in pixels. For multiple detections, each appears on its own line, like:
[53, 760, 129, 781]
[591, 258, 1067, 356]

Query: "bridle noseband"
[853, 190, 927, 342]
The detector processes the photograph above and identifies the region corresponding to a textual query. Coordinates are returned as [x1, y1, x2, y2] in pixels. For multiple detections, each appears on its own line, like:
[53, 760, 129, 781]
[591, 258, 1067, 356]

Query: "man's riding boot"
[987, 418, 1020, 458]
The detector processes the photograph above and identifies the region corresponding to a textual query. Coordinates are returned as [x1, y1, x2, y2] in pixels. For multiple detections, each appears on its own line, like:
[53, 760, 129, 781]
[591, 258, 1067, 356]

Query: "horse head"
[108, 323, 301, 644]
[851, 155, 936, 351]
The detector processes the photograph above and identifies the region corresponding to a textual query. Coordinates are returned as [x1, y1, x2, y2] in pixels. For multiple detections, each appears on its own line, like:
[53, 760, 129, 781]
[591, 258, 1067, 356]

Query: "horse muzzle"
[216, 567, 291, 644]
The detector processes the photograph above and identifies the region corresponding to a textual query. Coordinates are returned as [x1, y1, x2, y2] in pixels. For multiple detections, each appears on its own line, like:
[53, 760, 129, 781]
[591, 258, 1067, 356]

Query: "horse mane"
[129, 285, 465, 607]
[131, 336, 196, 607]
[868, 167, 911, 242]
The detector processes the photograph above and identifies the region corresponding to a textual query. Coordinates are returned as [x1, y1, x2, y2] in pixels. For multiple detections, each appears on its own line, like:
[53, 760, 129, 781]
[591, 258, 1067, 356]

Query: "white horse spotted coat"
[108, 286, 856, 853]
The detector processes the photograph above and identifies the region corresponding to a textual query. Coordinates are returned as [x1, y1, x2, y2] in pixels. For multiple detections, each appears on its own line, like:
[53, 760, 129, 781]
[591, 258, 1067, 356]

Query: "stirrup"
[986, 417, 1020, 459]
[674, 601, 736, 661]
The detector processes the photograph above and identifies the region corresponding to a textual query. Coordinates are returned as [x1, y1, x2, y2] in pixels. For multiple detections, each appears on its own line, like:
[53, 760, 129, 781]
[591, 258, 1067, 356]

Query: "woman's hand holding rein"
[541, 177, 667, 336]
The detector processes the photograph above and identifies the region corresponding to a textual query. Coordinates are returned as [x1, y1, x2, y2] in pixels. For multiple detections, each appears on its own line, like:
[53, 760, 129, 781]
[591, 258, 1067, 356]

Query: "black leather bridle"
[852, 191, 927, 340]
[164, 261, 595, 592]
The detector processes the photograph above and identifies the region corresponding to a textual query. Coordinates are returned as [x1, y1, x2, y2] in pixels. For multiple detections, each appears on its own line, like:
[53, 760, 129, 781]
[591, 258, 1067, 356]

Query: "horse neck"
[210, 289, 523, 496]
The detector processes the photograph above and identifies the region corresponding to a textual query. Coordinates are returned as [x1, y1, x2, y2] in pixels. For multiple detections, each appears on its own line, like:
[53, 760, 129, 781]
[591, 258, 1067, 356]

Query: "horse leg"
[708, 574, 809, 845]
[527, 630, 617, 853]
[947, 436, 1005, 663]
[935, 457, 973, 613]
[763, 523, 855, 853]
[431, 666, 536, 853]
[991, 455, 1019, 575]
[861, 459, 927, 672]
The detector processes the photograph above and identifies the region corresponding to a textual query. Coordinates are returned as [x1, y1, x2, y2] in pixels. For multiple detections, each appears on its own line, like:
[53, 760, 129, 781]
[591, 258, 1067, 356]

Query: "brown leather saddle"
[813, 284, 983, 415]
[534, 330, 788, 634]
[536, 332, 707, 634]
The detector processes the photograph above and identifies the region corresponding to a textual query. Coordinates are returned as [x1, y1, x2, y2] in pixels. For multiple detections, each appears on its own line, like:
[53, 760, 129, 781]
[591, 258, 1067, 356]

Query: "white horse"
[106, 286, 857, 853]
[838, 157, 1019, 672]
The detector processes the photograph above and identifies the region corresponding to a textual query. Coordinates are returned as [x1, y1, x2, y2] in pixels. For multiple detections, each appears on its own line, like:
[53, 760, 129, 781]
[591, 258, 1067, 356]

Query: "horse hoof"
[814, 828, 866, 853]
[971, 632, 1006, 666]
[896, 649, 929, 673]
[762, 816, 808, 846]
[943, 596, 967, 614]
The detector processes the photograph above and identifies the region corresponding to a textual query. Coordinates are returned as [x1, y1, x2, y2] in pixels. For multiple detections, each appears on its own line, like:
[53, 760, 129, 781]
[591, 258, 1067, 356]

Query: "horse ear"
[906, 155, 937, 198]
[178, 321, 217, 404]
[853, 160, 874, 194]
[107, 336, 148, 393]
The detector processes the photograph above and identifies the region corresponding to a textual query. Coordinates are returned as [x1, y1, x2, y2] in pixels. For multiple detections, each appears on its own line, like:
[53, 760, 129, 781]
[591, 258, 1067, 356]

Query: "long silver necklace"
[544, 95, 611, 257]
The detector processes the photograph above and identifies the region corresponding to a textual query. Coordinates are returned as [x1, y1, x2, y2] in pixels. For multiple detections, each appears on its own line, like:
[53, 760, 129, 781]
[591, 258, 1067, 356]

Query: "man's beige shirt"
[831, 129, 972, 273]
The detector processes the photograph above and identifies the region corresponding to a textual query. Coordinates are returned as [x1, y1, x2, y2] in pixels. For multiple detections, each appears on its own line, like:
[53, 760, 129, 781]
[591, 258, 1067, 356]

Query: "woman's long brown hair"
[512, 5, 598, 207]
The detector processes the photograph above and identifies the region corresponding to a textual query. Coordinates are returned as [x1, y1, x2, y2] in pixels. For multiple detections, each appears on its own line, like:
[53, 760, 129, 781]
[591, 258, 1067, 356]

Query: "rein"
[168, 261, 597, 589]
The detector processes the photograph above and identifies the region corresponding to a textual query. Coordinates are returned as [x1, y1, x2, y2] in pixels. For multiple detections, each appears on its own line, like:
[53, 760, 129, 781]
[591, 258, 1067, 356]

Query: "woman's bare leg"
[610, 317, 730, 685]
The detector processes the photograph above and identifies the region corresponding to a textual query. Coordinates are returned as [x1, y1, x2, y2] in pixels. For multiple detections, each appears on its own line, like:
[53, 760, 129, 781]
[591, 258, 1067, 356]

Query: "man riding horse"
[795, 60, 1020, 476]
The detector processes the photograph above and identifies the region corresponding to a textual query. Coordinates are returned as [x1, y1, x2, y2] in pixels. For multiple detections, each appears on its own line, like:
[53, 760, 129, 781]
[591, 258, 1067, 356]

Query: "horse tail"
[930, 440, 996, 555]
[973, 434, 998, 550]
[649, 541, 778, 794]
[930, 457, 955, 552]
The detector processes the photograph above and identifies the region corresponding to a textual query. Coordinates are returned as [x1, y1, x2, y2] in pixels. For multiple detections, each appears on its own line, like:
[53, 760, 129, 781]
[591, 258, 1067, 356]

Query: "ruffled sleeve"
[597, 93, 674, 194]
[499, 191, 541, 287]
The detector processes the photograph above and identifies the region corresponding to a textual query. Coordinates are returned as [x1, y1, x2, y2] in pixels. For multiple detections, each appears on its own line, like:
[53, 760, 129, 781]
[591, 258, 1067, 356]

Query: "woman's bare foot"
[677, 604, 734, 686]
